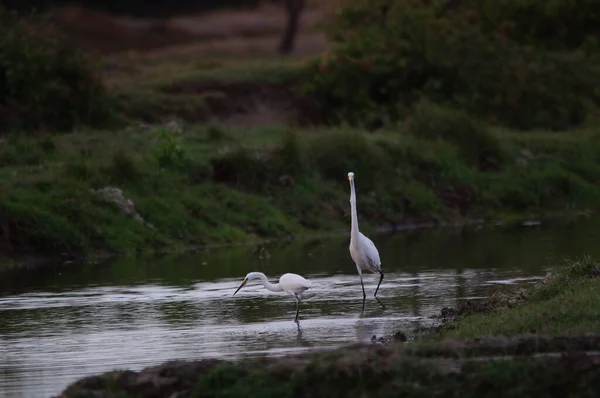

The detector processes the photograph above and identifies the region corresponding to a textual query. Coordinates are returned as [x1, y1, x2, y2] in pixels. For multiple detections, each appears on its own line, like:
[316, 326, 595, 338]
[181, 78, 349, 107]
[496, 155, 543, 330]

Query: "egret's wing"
[359, 233, 381, 267]
[280, 273, 312, 289]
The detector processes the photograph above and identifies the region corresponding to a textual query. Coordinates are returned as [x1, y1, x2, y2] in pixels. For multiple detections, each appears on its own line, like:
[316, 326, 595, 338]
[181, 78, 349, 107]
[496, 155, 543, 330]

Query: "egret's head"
[233, 272, 260, 296]
[347, 172, 354, 182]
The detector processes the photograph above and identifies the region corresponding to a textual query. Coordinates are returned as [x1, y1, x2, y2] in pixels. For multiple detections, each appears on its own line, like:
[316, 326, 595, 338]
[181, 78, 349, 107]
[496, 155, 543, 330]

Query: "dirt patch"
[125, 80, 324, 126]
[172, 80, 322, 126]
[52, 3, 330, 56]
[53, 5, 200, 53]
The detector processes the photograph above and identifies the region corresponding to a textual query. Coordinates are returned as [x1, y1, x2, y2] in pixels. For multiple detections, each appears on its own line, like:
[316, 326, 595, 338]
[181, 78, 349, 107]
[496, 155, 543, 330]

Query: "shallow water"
[1, 215, 600, 398]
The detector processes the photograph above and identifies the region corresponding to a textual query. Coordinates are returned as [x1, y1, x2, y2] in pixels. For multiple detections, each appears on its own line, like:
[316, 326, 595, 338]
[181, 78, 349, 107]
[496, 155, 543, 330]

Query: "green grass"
[439, 256, 600, 338]
[3, 119, 600, 259]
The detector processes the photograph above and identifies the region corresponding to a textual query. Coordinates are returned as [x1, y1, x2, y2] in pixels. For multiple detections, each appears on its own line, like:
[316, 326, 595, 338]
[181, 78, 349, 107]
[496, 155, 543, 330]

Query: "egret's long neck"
[349, 180, 359, 242]
[257, 273, 284, 292]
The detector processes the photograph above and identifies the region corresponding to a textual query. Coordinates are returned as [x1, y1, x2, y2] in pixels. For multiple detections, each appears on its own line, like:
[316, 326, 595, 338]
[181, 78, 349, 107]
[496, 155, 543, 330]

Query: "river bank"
[57, 257, 600, 397]
[3, 109, 600, 265]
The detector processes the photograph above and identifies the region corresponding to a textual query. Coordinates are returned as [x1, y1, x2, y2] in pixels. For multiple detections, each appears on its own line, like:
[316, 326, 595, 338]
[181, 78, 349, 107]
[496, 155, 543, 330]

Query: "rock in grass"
[93, 187, 155, 229]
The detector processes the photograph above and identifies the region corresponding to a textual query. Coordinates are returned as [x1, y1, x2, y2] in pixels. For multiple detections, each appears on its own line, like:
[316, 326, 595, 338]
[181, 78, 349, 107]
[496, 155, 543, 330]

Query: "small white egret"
[233, 272, 312, 322]
[347, 172, 384, 300]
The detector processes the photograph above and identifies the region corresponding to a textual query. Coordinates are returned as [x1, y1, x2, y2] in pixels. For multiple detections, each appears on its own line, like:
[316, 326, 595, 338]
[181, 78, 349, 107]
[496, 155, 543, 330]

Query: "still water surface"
[1, 215, 600, 397]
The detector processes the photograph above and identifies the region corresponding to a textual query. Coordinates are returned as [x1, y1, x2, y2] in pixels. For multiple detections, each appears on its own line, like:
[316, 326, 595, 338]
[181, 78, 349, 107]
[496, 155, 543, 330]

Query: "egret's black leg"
[294, 299, 300, 323]
[360, 274, 366, 301]
[374, 270, 384, 298]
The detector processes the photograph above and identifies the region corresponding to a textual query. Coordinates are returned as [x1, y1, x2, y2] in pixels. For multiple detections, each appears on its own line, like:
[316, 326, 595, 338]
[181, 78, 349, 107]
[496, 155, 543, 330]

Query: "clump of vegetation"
[107, 152, 141, 184]
[308, 130, 390, 188]
[0, 6, 117, 132]
[151, 123, 189, 171]
[211, 146, 274, 190]
[408, 101, 502, 170]
[304, 0, 600, 130]
[211, 130, 308, 192]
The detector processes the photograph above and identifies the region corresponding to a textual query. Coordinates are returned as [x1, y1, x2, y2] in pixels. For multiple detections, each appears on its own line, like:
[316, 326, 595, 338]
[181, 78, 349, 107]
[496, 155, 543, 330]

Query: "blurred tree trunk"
[278, 0, 306, 54]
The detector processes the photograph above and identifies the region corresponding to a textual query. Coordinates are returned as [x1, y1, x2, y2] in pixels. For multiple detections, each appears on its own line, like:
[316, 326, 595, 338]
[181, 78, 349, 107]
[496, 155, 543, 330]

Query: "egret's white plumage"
[233, 272, 311, 322]
[347, 172, 384, 299]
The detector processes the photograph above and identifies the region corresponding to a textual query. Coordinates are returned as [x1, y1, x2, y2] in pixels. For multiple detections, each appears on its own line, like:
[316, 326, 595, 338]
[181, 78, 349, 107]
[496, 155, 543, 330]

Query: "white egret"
[347, 172, 384, 300]
[233, 272, 312, 322]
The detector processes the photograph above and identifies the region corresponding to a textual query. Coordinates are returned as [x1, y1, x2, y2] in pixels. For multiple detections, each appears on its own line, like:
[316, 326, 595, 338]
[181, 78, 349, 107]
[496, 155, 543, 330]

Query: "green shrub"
[308, 130, 390, 190]
[211, 147, 272, 191]
[272, 130, 308, 179]
[408, 101, 503, 170]
[0, 7, 117, 132]
[482, 161, 600, 211]
[210, 132, 310, 191]
[304, 0, 599, 130]
[151, 124, 189, 170]
[187, 160, 213, 184]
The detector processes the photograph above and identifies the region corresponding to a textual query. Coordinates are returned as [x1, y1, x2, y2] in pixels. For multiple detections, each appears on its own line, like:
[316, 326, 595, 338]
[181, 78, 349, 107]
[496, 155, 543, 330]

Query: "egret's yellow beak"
[347, 172, 354, 181]
[233, 278, 248, 296]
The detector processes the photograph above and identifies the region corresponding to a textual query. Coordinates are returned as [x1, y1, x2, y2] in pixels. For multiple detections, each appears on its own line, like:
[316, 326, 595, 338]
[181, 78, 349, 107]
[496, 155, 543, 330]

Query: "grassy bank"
[435, 256, 600, 338]
[3, 109, 600, 261]
[60, 257, 600, 398]
[3, 118, 600, 260]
